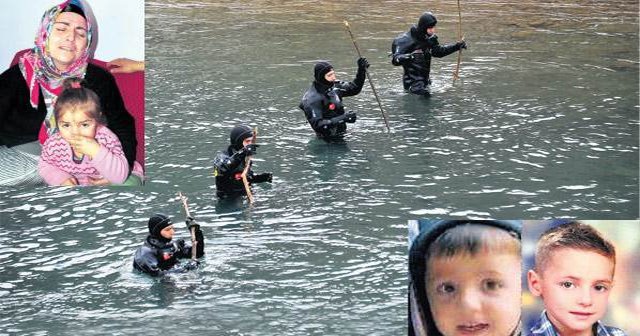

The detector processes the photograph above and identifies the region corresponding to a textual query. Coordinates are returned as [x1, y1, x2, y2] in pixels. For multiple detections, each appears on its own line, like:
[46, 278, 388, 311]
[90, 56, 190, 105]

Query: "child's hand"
[68, 135, 100, 159]
[61, 177, 78, 186]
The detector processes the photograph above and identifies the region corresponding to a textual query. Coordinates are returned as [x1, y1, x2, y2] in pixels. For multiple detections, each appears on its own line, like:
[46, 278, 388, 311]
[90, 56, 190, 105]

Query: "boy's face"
[528, 248, 614, 335]
[427, 251, 521, 336]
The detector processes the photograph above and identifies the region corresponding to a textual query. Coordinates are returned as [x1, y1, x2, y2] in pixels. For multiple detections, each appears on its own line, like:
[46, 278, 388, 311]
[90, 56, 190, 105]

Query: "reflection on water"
[1, 0, 638, 334]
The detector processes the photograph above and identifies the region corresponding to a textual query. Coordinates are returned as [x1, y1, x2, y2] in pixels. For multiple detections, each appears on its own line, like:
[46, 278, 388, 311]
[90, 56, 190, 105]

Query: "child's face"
[528, 248, 614, 335]
[58, 105, 98, 142]
[427, 251, 521, 336]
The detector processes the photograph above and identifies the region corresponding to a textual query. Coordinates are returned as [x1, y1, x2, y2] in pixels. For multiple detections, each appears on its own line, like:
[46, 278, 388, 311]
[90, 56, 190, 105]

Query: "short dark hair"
[427, 223, 521, 261]
[535, 221, 616, 274]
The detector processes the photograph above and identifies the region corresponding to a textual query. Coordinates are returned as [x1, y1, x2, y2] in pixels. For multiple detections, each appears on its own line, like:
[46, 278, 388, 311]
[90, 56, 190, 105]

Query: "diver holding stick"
[132, 196, 205, 276]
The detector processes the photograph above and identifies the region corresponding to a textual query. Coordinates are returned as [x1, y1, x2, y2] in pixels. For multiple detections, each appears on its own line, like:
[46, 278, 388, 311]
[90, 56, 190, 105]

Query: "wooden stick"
[240, 127, 258, 204]
[453, 0, 463, 83]
[178, 192, 197, 260]
[344, 21, 391, 133]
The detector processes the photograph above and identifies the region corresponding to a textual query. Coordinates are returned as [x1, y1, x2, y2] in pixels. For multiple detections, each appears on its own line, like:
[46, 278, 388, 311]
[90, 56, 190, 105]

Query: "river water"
[1, 0, 638, 335]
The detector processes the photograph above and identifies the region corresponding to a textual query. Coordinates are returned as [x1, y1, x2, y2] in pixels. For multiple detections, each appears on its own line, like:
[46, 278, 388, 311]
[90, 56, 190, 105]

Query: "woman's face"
[48, 12, 88, 71]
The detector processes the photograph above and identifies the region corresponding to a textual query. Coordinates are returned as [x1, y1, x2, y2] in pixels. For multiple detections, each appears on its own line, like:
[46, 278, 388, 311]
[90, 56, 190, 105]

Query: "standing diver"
[392, 12, 467, 95]
[213, 125, 272, 199]
[133, 213, 204, 276]
[299, 58, 369, 139]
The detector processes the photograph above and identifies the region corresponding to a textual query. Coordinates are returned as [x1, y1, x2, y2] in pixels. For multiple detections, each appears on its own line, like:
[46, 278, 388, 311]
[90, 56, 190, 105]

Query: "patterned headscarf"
[18, 0, 94, 137]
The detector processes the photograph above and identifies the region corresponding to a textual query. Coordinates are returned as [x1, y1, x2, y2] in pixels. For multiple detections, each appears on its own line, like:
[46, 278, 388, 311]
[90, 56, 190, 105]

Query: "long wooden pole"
[343, 21, 391, 133]
[178, 192, 197, 260]
[240, 127, 257, 204]
[453, 0, 463, 83]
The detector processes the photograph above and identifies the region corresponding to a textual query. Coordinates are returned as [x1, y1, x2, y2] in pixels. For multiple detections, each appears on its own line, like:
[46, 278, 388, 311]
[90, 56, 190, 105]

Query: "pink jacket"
[38, 125, 129, 186]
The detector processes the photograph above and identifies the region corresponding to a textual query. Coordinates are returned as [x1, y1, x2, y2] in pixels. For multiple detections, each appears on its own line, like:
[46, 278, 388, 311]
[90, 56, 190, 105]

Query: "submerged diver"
[299, 58, 369, 138]
[133, 213, 204, 276]
[392, 11, 467, 95]
[213, 125, 272, 199]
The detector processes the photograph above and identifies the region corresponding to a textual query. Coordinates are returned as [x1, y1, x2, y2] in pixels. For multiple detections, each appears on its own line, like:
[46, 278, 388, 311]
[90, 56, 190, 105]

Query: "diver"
[213, 125, 272, 199]
[133, 213, 204, 276]
[299, 58, 369, 139]
[391, 11, 467, 95]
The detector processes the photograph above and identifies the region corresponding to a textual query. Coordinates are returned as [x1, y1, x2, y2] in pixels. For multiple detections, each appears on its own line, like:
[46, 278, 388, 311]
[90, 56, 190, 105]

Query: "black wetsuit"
[299, 70, 365, 138]
[213, 145, 271, 199]
[391, 26, 462, 95]
[133, 230, 204, 277]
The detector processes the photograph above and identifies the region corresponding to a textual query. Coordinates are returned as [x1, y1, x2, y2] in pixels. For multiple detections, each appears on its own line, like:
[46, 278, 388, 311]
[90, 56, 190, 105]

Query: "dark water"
[1, 0, 638, 335]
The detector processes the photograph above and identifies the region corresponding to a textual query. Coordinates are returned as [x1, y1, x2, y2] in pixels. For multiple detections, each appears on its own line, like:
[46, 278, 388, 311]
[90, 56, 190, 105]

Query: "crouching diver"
[133, 213, 204, 276]
[299, 57, 369, 139]
[213, 125, 272, 199]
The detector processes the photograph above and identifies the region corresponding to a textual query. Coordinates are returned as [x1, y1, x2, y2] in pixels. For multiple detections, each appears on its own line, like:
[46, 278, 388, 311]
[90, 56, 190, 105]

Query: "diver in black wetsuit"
[392, 12, 467, 95]
[133, 213, 204, 277]
[299, 58, 369, 139]
[213, 125, 272, 199]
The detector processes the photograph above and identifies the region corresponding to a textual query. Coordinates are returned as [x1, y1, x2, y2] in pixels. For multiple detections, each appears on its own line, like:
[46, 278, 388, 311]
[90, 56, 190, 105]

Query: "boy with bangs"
[409, 220, 522, 336]
[527, 221, 626, 336]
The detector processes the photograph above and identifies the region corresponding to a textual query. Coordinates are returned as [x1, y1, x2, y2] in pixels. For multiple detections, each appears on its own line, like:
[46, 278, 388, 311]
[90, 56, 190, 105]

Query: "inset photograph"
[522, 220, 638, 336]
[0, 0, 144, 187]
[408, 219, 523, 336]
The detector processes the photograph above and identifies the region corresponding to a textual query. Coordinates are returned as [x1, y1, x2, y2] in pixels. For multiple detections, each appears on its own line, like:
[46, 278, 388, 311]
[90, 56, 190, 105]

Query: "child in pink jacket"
[39, 78, 128, 186]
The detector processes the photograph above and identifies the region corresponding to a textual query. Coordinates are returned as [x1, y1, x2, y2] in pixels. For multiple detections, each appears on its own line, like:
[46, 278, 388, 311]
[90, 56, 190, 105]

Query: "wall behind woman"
[0, 0, 144, 69]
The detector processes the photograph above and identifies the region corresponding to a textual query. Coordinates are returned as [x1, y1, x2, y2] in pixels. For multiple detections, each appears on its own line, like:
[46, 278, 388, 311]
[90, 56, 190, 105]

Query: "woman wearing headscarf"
[0, 0, 137, 186]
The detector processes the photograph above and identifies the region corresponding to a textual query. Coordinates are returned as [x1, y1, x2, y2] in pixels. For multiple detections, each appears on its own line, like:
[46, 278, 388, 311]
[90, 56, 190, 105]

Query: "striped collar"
[529, 311, 626, 336]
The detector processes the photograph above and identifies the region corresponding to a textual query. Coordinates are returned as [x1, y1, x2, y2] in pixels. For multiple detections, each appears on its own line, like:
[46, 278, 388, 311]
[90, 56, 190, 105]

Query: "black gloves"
[330, 114, 348, 125]
[186, 216, 200, 231]
[326, 111, 357, 126]
[345, 111, 357, 123]
[239, 144, 258, 157]
[457, 40, 467, 50]
[318, 119, 332, 129]
[229, 144, 258, 164]
[357, 57, 370, 70]
[252, 172, 273, 183]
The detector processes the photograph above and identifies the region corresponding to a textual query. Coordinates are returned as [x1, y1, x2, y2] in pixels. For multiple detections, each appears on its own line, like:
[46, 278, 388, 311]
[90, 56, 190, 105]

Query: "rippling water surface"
[1, 0, 638, 334]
